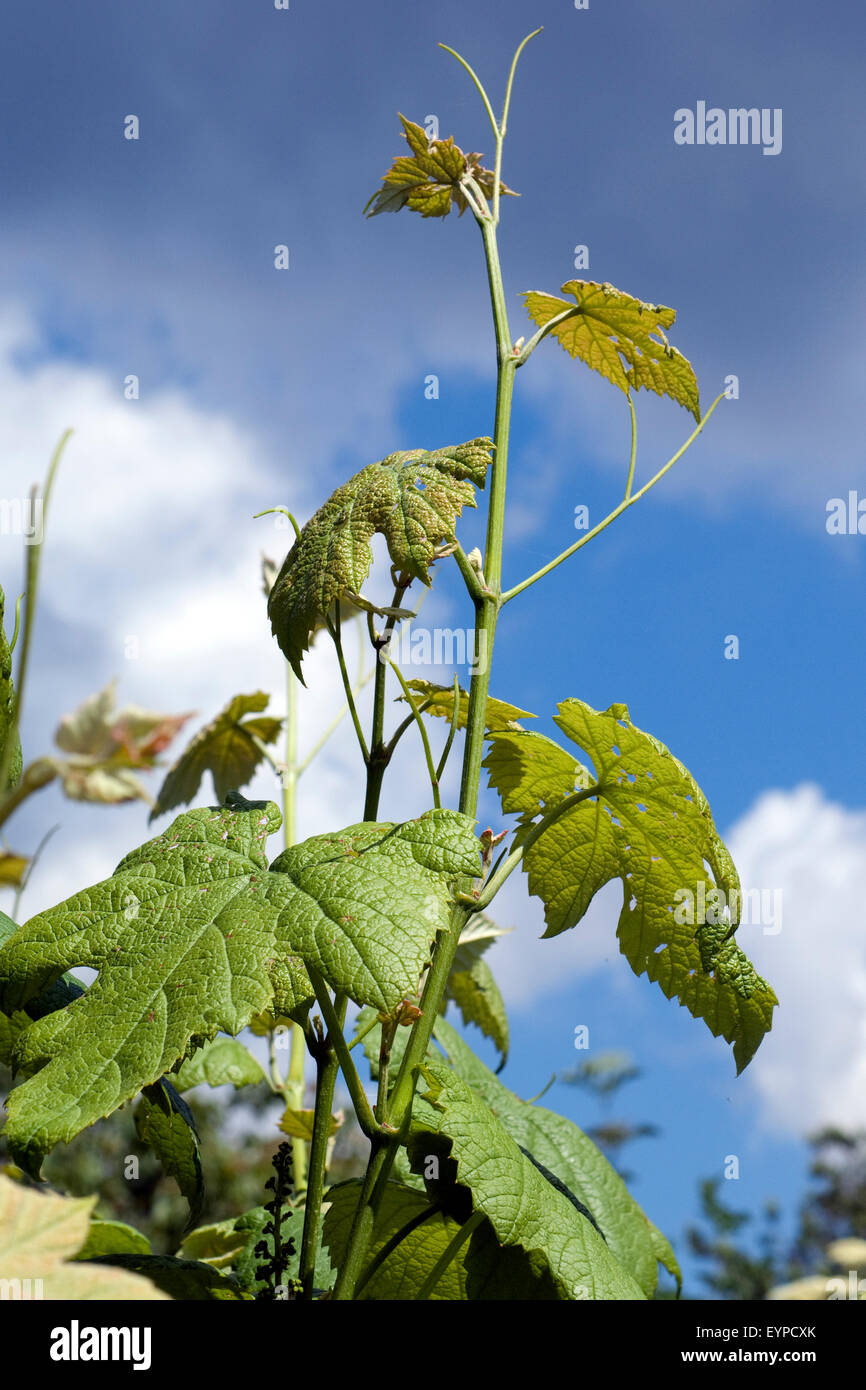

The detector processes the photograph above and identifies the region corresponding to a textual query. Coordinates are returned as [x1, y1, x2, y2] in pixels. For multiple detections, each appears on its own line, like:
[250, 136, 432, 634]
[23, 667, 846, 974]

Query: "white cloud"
[726, 784, 866, 1137]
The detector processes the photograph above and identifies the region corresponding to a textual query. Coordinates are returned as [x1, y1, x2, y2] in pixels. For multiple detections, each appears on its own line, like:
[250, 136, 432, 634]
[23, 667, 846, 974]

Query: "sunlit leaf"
[524, 281, 700, 420]
[365, 115, 516, 219]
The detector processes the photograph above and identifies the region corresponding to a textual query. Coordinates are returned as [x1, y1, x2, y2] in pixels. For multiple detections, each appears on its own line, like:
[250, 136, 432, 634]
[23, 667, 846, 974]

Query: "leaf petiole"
[326, 607, 370, 766]
[501, 392, 726, 604]
[387, 660, 441, 809]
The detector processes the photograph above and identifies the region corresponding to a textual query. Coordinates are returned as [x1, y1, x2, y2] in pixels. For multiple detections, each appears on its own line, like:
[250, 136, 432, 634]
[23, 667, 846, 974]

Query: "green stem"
[268, 1031, 284, 1093]
[387, 660, 440, 809]
[624, 392, 637, 501]
[299, 990, 347, 1300]
[451, 541, 486, 605]
[0, 430, 71, 797]
[413, 1210, 486, 1299]
[277, 660, 309, 1191]
[501, 392, 726, 604]
[297, 663, 372, 774]
[327, 608, 369, 766]
[375, 1018, 397, 1126]
[470, 784, 600, 910]
[363, 580, 410, 821]
[348, 1009, 381, 1051]
[307, 965, 384, 1140]
[11, 822, 58, 921]
[437, 44, 500, 140]
[434, 674, 462, 783]
[458, 216, 515, 820]
[515, 304, 581, 367]
[8, 594, 23, 654]
[332, 38, 534, 1299]
[0, 760, 58, 833]
[494, 29, 542, 223]
[253, 506, 301, 540]
[331, 1139, 395, 1300]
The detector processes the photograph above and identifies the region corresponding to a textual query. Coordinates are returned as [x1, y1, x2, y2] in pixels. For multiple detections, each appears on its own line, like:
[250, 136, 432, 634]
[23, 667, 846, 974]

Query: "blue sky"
[1, 0, 865, 1294]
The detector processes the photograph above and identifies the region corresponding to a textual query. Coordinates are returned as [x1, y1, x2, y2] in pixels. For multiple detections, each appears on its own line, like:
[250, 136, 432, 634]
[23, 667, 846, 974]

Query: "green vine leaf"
[73, 1220, 151, 1261]
[0, 799, 479, 1172]
[444, 914, 512, 1069]
[484, 728, 591, 820]
[364, 115, 517, 219]
[135, 1079, 204, 1229]
[445, 955, 509, 1071]
[485, 700, 777, 1072]
[268, 809, 481, 1011]
[523, 281, 700, 421]
[173, 1035, 265, 1092]
[434, 1017, 677, 1297]
[323, 1180, 469, 1300]
[398, 679, 533, 732]
[0, 801, 283, 1174]
[0, 909, 85, 1070]
[267, 439, 492, 680]
[0, 585, 22, 790]
[86, 1253, 247, 1300]
[409, 1064, 645, 1300]
[178, 1216, 251, 1270]
[151, 692, 282, 821]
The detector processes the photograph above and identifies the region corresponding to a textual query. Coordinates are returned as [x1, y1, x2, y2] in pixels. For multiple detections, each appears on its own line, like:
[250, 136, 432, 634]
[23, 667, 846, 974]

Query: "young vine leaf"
[523, 281, 701, 421]
[10, 683, 194, 807]
[267, 439, 492, 680]
[150, 692, 282, 821]
[398, 678, 533, 732]
[484, 700, 777, 1072]
[364, 115, 516, 219]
